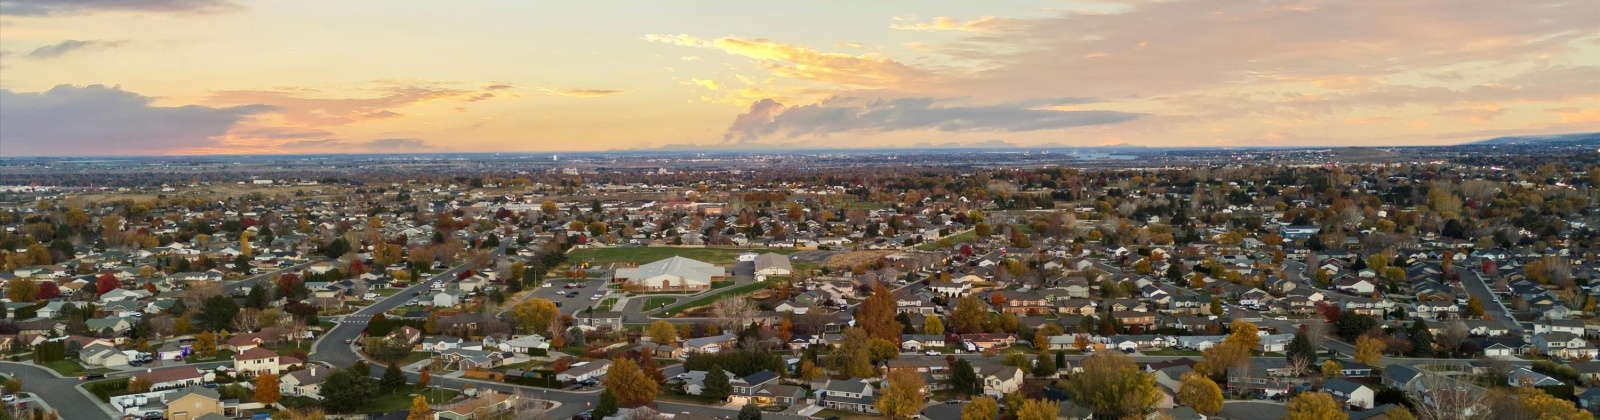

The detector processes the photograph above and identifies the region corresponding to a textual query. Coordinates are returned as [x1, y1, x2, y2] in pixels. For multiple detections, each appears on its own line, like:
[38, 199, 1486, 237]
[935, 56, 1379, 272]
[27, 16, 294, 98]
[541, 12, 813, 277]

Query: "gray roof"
[1322, 378, 1367, 395]
[164, 386, 220, 403]
[615, 256, 726, 284]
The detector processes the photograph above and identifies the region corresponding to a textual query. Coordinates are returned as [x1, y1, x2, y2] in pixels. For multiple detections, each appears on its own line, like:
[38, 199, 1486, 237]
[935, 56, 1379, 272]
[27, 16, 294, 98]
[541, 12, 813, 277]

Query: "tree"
[1195, 342, 1250, 378]
[253, 373, 281, 405]
[733, 404, 761, 420]
[194, 330, 218, 356]
[950, 359, 980, 397]
[418, 367, 431, 389]
[703, 368, 732, 402]
[595, 389, 620, 419]
[1354, 335, 1385, 365]
[1286, 392, 1347, 420]
[1336, 311, 1378, 341]
[382, 363, 407, 392]
[603, 358, 658, 407]
[127, 376, 151, 393]
[1464, 296, 1485, 318]
[646, 320, 677, 345]
[875, 369, 926, 420]
[1407, 321, 1434, 357]
[1286, 332, 1317, 375]
[948, 397, 993, 420]
[1383, 406, 1416, 420]
[408, 396, 432, 420]
[1225, 320, 1259, 352]
[1321, 360, 1343, 378]
[1003, 350, 1031, 371]
[510, 298, 560, 335]
[922, 315, 944, 335]
[854, 284, 901, 342]
[196, 295, 240, 332]
[1065, 352, 1161, 418]
[95, 273, 120, 295]
[6, 278, 38, 302]
[36, 281, 60, 300]
[1013, 398, 1062, 420]
[1177, 373, 1223, 415]
[1033, 351, 1057, 377]
[950, 296, 990, 333]
[832, 328, 877, 378]
[321, 368, 378, 413]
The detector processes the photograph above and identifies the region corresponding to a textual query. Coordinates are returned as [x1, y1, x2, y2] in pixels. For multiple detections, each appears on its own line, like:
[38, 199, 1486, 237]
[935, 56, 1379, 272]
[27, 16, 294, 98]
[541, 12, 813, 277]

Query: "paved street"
[224, 259, 324, 295]
[0, 362, 112, 420]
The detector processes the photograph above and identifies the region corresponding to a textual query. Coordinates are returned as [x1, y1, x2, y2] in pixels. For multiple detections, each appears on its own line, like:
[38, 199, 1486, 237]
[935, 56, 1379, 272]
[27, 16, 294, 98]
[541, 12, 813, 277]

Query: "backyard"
[661, 281, 770, 317]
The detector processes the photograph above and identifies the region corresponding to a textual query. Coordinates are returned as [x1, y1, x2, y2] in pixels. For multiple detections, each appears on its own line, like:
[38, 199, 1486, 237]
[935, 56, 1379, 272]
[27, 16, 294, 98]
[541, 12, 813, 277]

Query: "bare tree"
[1437, 321, 1469, 357]
[234, 309, 260, 332]
[1301, 321, 1328, 350]
[710, 296, 758, 329]
[1412, 373, 1492, 420]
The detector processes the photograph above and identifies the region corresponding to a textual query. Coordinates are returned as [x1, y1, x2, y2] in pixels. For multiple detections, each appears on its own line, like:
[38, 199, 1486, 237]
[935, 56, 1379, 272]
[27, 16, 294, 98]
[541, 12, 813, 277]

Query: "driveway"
[1221, 401, 1286, 419]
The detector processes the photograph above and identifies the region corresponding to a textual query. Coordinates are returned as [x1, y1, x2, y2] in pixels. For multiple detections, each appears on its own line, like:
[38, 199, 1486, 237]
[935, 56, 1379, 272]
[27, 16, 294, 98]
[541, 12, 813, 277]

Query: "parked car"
[924, 350, 940, 356]
[2, 394, 15, 402]
[79, 373, 105, 380]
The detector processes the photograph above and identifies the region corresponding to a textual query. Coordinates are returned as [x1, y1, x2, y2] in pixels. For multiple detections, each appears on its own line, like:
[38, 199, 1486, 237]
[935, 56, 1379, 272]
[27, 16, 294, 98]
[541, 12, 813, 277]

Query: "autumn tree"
[646, 320, 678, 345]
[1225, 320, 1259, 352]
[127, 376, 152, 393]
[194, 331, 218, 356]
[1176, 373, 1223, 415]
[407, 395, 431, 420]
[1065, 352, 1161, 418]
[855, 284, 901, 342]
[511, 298, 560, 336]
[1013, 398, 1062, 420]
[922, 315, 944, 335]
[1195, 341, 1250, 379]
[6, 278, 38, 302]
[1286, 392, 1346, 420]
[1321, 360, 1343, 378]
[950, 296, 990, 333]
[875, 369, 926, 419]
[601, 358, 657, 407]
[96, 273, 120, 295]
[253, 373, 282, 405]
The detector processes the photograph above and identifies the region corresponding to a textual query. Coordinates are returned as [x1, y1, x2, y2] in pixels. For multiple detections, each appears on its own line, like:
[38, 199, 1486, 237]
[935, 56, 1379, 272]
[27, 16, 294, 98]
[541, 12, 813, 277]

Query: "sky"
[0, 0, 1597, 156]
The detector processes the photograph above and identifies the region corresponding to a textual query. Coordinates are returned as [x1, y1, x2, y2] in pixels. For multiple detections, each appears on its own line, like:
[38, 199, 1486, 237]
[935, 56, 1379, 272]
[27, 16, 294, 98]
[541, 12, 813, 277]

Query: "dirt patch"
[823, 250, 896, 269]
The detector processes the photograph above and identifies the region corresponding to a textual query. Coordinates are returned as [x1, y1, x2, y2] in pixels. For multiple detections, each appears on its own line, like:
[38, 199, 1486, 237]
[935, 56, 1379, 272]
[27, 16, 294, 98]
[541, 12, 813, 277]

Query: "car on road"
[577, 284, 587, 288]
[344, 339, 353, 344]
[543, 282, 553, 287]
[406, 299, 419, 306]
[563, 284, 573, 289]
[2, 394, 14, 402]
[924, 350, 940, 356]
[1274, 316, 1288, 321]
[412, 291, 421, 296]
[590, 295, 602, 300]
[80, 373, 105, 380]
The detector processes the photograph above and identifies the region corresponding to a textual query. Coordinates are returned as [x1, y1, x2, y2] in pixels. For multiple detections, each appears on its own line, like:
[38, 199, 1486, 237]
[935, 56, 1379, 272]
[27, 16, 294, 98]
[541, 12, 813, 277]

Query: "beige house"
[233, 347, 281, 377]
[163, 387, 224, 420]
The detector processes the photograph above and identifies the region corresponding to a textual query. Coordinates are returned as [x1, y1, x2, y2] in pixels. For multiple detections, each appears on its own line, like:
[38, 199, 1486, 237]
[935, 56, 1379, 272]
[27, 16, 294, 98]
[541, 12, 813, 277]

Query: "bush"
[1532, 360, 1580, 383]
[503, 370, 562, 388]
[86, 378, 131, 401]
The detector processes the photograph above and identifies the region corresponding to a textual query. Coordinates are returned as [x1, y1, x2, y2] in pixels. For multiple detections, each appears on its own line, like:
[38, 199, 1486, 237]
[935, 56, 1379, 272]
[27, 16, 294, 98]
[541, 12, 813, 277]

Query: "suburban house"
[575, 311, 624, 330]
[136, 366, 213, 391]
[162, 386, 226, 420]
[422, 336, 465, 352]
[976, 364, 1024, 397]
[280, 366, 328, 399]
[232, 347, 281, 377]
[614, 256, 727, 291]
[1322, 378, 1375, 409]
[819, 379, 879, 414]
[728, 371, 779, 405]
[556, 360, 612, 383]
[81, 342, 131, 367]
[901, 334, 948, 351]
[433, 391, 518, 420]
[683, 334, 737, 354]
[501, 334, 550, 354]
[437, 349, 505, 370]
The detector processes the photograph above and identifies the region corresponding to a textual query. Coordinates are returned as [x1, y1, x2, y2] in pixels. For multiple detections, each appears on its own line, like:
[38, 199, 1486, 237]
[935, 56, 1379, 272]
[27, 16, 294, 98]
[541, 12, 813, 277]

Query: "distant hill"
[1467, 132, 1600, 145]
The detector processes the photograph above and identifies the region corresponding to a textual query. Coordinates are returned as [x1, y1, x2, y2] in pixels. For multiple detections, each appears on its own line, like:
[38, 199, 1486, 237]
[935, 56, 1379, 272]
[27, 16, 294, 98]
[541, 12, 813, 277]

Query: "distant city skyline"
[1, 0, 1597, 156]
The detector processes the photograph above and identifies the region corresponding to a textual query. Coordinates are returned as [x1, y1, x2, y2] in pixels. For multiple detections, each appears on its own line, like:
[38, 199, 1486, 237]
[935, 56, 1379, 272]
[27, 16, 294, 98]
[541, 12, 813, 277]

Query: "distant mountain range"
[1466, 132, 1600, 145]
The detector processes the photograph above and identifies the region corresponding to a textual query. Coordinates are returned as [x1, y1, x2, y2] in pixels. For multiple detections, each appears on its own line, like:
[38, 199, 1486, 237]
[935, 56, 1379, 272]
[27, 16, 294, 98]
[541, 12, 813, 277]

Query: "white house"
[1322, 378, 1374, 409]
[614, 256, 727, 291]
[280, 366, 328, 399]
[753, 253, 793, 277]
[556, 360, 612, 383]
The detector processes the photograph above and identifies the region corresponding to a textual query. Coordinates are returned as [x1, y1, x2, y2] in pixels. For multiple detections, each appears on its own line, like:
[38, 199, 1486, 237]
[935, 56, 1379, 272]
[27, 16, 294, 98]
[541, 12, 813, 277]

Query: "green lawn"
[641, 297, 678, 312]
[567, 247, 799, 268]
[374, 288, 404, 297]
[40, 360, 88, 376]
[917, 230, 976, 250]
[595, 298, 619, 312]
[187, 350, 237, 363]
[661, 281, 769, 316]
[812, 409, 879, 420]
[366, 388, 459, 412]
[267, 341, 314, 355]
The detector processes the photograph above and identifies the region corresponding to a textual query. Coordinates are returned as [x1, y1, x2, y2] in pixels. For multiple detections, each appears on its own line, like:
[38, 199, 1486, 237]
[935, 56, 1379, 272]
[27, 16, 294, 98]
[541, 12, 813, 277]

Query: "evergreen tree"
[382, 363, 407, 392]
[1286, 332, 1317, 371]
[950, 359, 980, 397]
[1033, 351, 1058, 377]
[704, 369, 733, 402]
[245, 284, 267, 309]
[1407, 321, 1434, 357]
[738, 403, 763, 420]
[594, 389, 620, 419]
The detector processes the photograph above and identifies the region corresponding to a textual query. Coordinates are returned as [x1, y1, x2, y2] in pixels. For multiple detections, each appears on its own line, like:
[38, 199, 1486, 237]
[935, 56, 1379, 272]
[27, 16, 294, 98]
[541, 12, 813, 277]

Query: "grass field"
[661, 281, 769, 316]
[40, 360, 88, 376]
[568, 247, 799, 268]
[917, 230, 976, 250]
[640, 297, 678, 311]
[594, 297, 619, 312]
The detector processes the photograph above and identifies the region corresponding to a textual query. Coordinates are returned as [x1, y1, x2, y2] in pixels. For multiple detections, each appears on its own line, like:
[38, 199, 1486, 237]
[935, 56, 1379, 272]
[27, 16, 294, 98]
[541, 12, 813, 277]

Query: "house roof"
[1323, 378, 1367, 395]
[235, 347, 278, 361]
[614, 256, 726, 284]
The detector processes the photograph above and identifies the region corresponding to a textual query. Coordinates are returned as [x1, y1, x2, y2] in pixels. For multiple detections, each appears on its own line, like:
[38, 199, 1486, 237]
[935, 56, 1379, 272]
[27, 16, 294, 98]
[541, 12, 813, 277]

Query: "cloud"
[538, 88, 628, 98]
[207, 84, 509, 126]
[26, 39, 125, 59]
[0, 84, 271, 156]
[890, 16, 1016, 32]
[723, 97, 1143, 143]
[0, 0, 236, 16]
[689, 78, 722, 90]
[647, 34, 933, 89]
